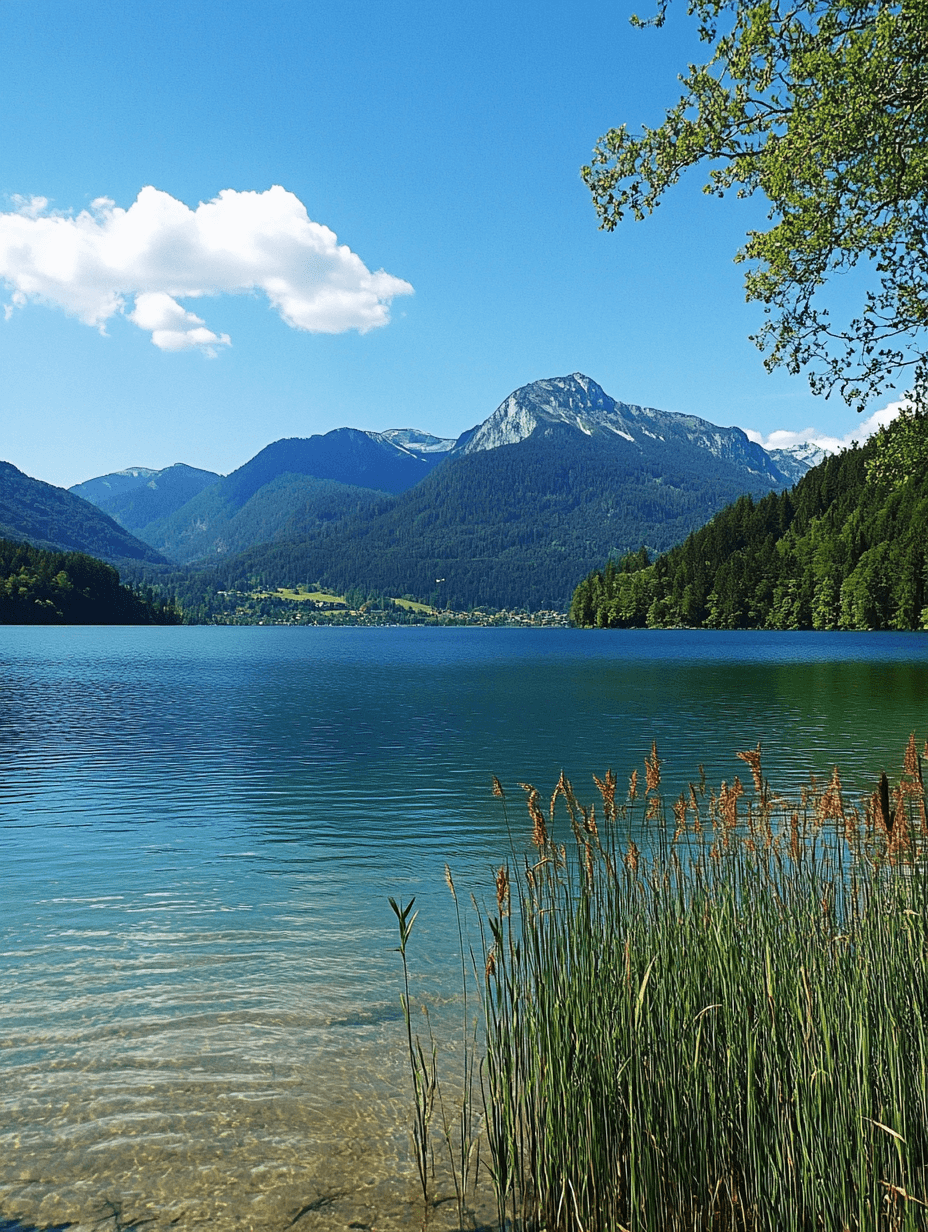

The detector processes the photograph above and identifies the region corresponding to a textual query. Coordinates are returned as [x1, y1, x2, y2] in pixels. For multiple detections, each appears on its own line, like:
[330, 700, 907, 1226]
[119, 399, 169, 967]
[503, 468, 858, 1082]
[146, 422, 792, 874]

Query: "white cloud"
[127, 291, 230, 355]
[0, 186, 413, 353]
[745, 400, 907, 455]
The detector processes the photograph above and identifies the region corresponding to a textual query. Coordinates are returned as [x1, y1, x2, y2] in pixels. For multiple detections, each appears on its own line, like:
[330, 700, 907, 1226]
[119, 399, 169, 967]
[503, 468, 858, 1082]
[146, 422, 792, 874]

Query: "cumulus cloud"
[745, 401, 907, 456]
[0, 186, 413, 352]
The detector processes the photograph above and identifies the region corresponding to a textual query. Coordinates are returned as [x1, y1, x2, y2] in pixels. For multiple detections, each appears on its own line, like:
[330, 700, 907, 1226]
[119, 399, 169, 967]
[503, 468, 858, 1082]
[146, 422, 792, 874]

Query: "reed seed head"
[817, 765, 845, 821]
[737, 742, 765, 798]
[593, 769, 618, 823]
[628, 768, 639, 802]
[495, 864, 510, 913]
[645, 741, 662, 795]
[521, 783, 549, 848]
[903, 732, 920, 780]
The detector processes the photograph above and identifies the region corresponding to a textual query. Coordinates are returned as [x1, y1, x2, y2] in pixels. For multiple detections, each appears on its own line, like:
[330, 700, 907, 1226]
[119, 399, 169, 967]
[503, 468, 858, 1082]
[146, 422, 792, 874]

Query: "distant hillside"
[217, 428, 449, 502]
[0, 462, 168, 565]
[570, 419, 928, 630]
[0, 538, 179, 624]
[136, 428, 449, 562]
[164, 374, 796, 611]
[142, 472, 391, 562]
[71, 466, 162, 502]
[70, 463, 221, 532]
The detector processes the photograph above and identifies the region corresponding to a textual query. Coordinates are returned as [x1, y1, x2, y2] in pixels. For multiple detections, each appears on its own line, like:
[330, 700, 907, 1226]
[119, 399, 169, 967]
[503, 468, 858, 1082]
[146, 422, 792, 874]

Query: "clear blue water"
[2, 626, 928, 1230]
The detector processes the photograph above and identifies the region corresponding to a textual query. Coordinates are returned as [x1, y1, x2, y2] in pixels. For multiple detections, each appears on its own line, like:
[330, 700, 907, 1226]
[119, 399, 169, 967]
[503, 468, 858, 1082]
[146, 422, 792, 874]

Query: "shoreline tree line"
[571, 417, 928, 631]
[0, 539, 180, 625]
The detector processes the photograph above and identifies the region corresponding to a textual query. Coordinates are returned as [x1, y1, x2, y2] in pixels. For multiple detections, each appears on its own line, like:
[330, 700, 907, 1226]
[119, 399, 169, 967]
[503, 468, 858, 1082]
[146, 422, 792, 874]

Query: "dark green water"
[2, 626, 927, 1230]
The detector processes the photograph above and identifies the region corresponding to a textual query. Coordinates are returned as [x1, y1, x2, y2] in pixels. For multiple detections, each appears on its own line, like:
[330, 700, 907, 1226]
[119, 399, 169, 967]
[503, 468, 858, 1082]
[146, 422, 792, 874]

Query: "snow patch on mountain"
[379, 428, 456, 455]
[745, 399, 907, 482]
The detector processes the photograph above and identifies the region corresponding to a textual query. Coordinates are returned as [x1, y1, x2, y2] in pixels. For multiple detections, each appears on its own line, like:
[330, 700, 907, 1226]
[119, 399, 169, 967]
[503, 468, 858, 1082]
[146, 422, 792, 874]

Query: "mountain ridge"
[0, 461, 169, 565]
[141, 373, 804, 612]
[50, 373, 827, 611]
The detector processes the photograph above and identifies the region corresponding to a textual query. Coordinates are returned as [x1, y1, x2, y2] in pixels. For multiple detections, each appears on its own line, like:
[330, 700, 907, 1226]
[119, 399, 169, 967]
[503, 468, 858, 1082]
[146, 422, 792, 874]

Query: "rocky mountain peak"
[450, 373, 792, 487]
[456, 373, 636, 454]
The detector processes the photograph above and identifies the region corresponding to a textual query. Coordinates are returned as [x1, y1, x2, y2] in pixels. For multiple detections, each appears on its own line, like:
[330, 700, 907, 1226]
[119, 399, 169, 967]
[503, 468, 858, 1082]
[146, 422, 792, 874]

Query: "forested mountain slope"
[0, 462, 168, 565]
[0, 539, 179, 624]
[70, 463, 221, 533]
[127, 374, 801, 611]
[570, 427, 928, 630]
[179, 421, 796, 611]
[137, 430, 446, 562]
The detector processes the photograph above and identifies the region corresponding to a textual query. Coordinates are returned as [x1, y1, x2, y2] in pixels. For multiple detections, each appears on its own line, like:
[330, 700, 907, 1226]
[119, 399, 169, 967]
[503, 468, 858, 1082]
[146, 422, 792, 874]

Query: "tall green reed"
[389, 896, 437, 1214]
[479, 737, 928, 1231]
[393, 737, 928, 1230]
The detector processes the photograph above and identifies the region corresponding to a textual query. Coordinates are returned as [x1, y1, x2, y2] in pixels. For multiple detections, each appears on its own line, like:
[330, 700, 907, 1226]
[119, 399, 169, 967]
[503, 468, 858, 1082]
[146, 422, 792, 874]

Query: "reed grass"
[389, 895, 437, 1212]
[475, 738, 928, 1231]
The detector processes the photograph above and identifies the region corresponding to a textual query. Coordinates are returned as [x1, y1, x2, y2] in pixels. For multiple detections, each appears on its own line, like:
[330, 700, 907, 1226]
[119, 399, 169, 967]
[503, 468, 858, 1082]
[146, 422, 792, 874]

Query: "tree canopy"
[583, 0, 928, 413]
[570, 414, 928, 631]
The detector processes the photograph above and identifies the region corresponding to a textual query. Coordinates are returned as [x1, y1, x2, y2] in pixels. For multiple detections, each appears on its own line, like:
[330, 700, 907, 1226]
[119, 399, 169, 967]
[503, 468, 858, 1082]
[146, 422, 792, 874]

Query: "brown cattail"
[444, 863, 457, 901]
[625, 840, 640, 874]
[491, 775, 505, 799]
[877, 772, 893, 834]
[628, 768, 639, 802]
[485, 946, 497, 981]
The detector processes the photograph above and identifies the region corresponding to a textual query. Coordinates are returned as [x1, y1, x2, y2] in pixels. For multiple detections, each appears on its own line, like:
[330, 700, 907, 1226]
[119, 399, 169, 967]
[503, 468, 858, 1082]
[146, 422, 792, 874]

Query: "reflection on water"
[2, 627, 928, 1230]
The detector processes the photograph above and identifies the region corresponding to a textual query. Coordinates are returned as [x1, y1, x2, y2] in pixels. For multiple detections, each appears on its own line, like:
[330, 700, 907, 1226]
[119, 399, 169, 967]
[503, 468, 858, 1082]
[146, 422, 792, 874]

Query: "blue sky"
[0, 0, 899, 489]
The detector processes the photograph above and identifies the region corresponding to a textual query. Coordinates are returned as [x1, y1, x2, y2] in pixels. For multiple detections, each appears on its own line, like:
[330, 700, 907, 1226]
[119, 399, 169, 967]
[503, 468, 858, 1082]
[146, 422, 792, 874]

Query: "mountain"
[70, 463, 221, 533]
[0, 461, 168, 565]
[216, 428, 450, 502]
[166, 374, 796, 611]
[767, 442, 833, 484]
[0, 537, 178, 625]
[453, 374, 789, 485]
[71, 466, 162, 502]
[381, 429, 456, 456]
[131, 427, 451, 563]
[570, 417, 927, 630]
[142, 472, 390, 563]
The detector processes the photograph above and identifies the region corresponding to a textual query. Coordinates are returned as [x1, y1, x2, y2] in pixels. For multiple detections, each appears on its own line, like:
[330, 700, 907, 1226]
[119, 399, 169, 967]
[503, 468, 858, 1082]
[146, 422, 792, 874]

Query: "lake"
[2, 626, 928, 1231]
